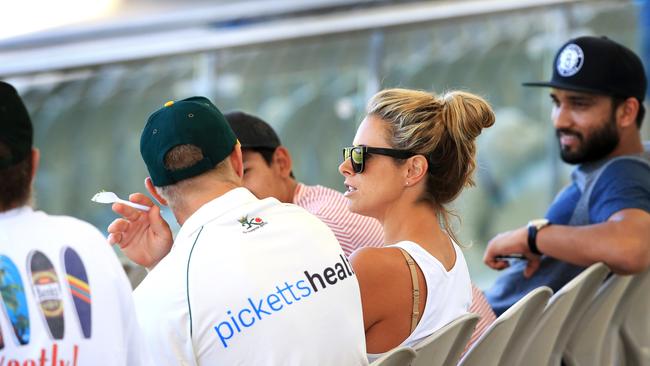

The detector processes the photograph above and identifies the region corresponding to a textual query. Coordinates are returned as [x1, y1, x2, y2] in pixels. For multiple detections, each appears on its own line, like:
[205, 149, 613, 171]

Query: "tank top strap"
[397, 247, 421, 333]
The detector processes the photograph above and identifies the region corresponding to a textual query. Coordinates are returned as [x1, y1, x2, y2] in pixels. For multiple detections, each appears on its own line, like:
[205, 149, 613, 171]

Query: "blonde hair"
[367, 88, 495, 242]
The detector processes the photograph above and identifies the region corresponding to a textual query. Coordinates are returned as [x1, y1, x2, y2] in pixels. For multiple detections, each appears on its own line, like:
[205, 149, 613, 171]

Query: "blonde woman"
[339, 88, 495, 360]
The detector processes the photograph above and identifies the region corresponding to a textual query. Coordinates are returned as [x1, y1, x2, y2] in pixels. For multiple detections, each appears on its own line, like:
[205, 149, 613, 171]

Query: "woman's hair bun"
[440, 91, 495, 141]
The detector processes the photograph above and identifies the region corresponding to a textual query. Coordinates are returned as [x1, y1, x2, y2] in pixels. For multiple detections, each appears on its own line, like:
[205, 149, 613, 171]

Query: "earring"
[406, 181, 409, 186]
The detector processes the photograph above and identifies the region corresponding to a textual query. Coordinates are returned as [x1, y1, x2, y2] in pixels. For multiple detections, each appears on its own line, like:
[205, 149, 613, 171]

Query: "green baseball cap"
[140, 96, 237, 187]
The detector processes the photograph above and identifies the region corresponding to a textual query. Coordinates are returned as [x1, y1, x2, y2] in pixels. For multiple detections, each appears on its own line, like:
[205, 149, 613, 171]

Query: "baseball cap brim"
[522, 80, 613, 96]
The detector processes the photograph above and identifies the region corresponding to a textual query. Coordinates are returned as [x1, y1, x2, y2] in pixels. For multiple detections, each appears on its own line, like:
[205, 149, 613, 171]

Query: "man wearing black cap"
[483, 36, 650, 315]
[108, 97, 366, 365]
[0, 81, 152, 364]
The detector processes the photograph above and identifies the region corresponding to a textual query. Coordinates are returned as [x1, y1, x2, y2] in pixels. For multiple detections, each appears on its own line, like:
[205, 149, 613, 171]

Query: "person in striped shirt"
[225, 111, 383, 256]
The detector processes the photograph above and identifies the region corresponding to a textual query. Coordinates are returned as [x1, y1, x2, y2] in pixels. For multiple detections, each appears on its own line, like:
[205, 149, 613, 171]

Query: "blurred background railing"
[1, 0, 647, 288]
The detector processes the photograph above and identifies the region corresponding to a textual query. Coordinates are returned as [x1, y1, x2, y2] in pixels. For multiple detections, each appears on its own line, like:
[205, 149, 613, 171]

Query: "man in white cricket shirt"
[108, 96, 367, 365]
[0, 82, 151, 365]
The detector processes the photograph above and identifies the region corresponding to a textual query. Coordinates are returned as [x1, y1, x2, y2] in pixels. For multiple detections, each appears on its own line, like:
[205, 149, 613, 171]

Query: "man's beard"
[557, 112, 619, 165]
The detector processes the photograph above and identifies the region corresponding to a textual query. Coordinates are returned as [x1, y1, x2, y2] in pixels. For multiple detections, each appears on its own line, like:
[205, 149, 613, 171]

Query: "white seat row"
[372, 263, 650, 366]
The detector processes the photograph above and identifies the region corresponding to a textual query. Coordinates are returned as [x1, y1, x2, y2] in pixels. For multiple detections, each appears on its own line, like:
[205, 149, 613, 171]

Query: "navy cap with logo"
[225, 111, 281, 149]
[0, 81, 33, 169]
[524, 36, 647, 102]
[140, 96, 237, 187]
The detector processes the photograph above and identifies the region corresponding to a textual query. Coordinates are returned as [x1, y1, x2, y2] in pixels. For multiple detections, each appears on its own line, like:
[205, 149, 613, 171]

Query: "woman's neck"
[380, 202, 446, 250]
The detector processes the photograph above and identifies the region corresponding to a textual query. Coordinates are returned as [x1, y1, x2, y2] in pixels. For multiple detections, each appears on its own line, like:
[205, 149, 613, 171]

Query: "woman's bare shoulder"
[350, 246, 407, 285]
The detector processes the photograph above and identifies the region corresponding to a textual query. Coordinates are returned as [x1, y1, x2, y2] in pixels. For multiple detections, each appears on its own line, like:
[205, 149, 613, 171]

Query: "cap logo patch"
[556, 43, 584, 77]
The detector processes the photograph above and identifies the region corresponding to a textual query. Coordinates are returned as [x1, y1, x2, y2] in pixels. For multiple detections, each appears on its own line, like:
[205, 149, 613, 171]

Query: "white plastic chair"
[458, 286, 552, 366]
[370, 346, 417, 366]
[512, 262, 610, 366]
[563, 273, 633, 366]
[611, 268, 650, 366]
[410, 313, 479, 366]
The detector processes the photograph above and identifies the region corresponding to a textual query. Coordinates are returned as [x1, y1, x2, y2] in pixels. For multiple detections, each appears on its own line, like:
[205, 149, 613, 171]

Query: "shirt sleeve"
[296, 185, 384, 256]
[589, 158, 650, 223]
[133, 261, 197, 366]
[88, 226, 156, 366]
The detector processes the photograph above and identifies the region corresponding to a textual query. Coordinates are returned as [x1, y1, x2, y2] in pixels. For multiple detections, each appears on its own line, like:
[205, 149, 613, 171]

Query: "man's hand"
[107, 193, 173, 270]
[483, 226, 541, 278]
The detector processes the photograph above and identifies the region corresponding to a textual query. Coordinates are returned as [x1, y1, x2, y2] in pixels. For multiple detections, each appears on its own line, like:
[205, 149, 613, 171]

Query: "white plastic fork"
[91, 191, 151, 211]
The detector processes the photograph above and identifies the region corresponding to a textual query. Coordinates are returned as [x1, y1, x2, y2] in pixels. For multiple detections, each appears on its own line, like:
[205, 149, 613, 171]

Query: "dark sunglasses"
[342, 146, 417, 173]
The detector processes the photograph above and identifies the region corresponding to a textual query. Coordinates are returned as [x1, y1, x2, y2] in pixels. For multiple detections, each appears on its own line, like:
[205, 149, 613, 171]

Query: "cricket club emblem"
[238, 215, 267, 233]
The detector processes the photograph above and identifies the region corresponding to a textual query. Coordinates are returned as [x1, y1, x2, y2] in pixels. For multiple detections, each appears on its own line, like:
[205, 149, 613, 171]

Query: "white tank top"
[367, 240, 472, 363]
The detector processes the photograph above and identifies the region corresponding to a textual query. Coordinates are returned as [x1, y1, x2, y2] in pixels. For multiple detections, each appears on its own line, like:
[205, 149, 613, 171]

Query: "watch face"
[529, 218, 550, 229]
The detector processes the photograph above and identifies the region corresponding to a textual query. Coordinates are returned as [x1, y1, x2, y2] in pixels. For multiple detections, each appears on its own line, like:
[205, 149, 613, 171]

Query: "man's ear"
[230, 143, 244, 179]
[405, 155, 428, 186]
[617, 97, 640, 129]
[272, 146, 293, 178]
[145, 177, 168, 206]
[30, 148, 40, 182]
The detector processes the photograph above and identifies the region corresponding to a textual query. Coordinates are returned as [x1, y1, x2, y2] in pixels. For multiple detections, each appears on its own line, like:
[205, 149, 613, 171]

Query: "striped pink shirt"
[292, 183, 495, 345]
[293, 183, 384, 256]
[467, 285, 497, 350]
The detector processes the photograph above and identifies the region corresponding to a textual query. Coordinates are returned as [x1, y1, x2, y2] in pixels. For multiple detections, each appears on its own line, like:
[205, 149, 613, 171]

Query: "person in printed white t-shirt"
[0, 81, 151, 365]
[107, 97, 367, 365]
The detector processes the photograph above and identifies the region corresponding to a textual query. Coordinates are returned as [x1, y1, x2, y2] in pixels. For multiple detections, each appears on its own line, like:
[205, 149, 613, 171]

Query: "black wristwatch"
[527, 218, 551, 255]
